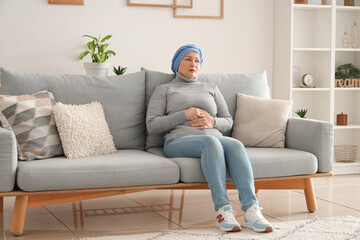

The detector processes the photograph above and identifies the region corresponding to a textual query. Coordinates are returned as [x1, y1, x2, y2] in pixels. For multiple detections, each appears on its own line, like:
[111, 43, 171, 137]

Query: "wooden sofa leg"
[0, 197, 3, 212]
[304, 178, 317, 213]
[1, 205, 5, 240]
[10, 195, 29, 236]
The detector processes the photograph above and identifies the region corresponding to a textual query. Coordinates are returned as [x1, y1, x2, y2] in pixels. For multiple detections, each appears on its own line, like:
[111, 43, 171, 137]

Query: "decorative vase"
[342, 31, 354, 48]
[351, 21, 359, 48]
[83, 62, 110, 77]
[337, 112, 348, 125]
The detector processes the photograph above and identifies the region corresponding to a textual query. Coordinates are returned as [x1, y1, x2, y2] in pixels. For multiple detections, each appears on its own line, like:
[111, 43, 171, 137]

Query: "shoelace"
[223, 209, 238, 222]
[253, 207, 267, 222]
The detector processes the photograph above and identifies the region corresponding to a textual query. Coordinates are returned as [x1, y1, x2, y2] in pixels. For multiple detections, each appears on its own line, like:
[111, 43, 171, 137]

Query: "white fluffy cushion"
[232, 93, 292, 148]
[53, 102, 116, 159]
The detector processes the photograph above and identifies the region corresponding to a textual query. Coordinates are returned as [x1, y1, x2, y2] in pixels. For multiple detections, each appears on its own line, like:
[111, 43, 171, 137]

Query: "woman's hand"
[190, 115, 215, 129]
[185, 107, 210, 121]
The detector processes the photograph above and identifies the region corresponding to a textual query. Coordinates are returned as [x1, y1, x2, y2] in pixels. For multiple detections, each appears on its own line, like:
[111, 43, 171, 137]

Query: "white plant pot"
[83, 62, 110, 77]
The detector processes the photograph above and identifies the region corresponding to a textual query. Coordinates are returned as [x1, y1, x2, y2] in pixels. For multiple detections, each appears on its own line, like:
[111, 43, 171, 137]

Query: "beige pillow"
[232, 93, 292, 148]
[53, 102, 116, 159]
[0, 90, 63, 161]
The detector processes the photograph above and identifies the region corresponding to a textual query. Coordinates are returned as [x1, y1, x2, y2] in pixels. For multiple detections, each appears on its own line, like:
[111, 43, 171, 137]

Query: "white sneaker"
[242, 205, 273, 233]
[215, 205, 241, 232]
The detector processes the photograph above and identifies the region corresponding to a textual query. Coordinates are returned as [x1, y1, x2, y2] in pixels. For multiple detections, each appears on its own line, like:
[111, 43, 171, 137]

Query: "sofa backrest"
[0, 68, 146, 150]
[143, 69, 270, 149]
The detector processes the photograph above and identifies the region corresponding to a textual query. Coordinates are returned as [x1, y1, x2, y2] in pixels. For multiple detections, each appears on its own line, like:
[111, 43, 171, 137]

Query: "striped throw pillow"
[0, 90, 63, 161]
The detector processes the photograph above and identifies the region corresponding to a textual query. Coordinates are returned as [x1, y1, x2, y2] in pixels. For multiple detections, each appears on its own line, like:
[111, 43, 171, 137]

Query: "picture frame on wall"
[48, 0, 84, 5]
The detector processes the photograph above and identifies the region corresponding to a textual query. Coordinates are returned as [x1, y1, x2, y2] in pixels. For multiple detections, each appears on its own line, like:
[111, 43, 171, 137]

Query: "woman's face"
[177, 51, 200, 79]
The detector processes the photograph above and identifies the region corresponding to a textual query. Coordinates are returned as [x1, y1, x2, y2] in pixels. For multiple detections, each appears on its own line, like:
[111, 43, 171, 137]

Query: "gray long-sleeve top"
[146, 73, 233, 142]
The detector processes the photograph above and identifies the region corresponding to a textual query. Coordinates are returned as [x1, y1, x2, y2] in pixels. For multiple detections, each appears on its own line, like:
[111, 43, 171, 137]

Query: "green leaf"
[100, 44, 109, 52]
[78, 50, 90, 60]
[106, 50, 116, 56]
[96, 53, 105, 63]
[100, 35, 112, 43]
[94, 53, 101, 63]
[295, 109, 308, 118]
[83, 35, 98, 43]
[113, 66, 127, 75]
[335, 63, 360, 79]
[88, 41, 96, 52]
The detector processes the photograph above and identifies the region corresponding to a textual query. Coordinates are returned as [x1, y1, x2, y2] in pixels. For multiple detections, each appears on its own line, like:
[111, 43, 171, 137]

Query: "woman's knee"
[220, 137, 247, 152]
[198, 136, 224, 154]
[201, 135, 220, 147]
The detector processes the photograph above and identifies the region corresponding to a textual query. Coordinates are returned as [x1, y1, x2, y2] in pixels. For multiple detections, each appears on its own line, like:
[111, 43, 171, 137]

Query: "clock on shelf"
[300, 73, 315, 88]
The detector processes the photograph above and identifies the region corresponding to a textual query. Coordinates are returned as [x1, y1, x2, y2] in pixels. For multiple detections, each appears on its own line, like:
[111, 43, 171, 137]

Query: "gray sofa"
[0, 68, 333, 236]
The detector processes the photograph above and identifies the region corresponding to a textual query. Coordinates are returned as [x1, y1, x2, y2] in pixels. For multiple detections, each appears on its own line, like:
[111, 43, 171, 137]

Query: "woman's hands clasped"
[185, 107, 215, 129]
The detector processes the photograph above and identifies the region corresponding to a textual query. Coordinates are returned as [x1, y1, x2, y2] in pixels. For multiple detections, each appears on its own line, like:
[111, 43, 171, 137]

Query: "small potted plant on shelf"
[113, 65, 127, 75]
[295, 109, 308, 118]
[78, 34, 116, 76]
[335, 63, 360, 88]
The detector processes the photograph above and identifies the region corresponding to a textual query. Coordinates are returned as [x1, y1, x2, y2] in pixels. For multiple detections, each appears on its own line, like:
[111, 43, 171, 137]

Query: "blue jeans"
[164, 135, 258, 211]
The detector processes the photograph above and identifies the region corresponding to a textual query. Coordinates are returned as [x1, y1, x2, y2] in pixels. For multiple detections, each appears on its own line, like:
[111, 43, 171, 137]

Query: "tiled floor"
[1, 174, 360, 239]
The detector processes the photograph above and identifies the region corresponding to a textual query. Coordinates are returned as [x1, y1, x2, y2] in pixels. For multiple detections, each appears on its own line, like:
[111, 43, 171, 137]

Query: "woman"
[146, 44, 273, 233]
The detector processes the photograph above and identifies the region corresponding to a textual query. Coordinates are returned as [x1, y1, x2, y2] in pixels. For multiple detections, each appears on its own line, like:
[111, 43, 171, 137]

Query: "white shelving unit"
[274, 0, 360, 175]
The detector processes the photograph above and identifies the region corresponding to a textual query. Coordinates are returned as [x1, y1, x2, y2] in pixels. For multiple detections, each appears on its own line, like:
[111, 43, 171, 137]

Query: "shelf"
[335, 87, 360, 91]
[293, 51, 331, 88]
[334, 124, 360, 129]
[293, 47, 331, 51]
[336, 48, 360, 52]
[334, 161, 360, 175]
[293, 8, 331, 48]
[274, 0, 360, 174]
[292, 91, 331, 121]
[294, 4, 332, 10]
[336, 6, 360, 12]
[292, 87, 330, 91]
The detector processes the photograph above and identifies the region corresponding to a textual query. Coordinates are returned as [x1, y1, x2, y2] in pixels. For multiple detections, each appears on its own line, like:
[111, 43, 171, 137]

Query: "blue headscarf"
[171, 44, 203, 74]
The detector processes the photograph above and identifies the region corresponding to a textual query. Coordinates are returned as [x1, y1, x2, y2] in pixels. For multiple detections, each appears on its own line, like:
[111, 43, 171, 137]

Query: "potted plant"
[78, 34, 116, 76]
[335, 63, 360, 80]
[113, 65, 127, 75]
[295, 109, 308, 118]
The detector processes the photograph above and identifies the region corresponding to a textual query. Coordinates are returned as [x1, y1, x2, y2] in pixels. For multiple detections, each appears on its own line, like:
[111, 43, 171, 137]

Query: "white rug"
[78, 216, 360, 240]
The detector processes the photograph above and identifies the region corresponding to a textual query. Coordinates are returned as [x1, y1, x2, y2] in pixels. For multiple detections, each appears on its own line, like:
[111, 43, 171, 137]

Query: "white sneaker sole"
[242, 223, 273, 233]
[216, 223, 241, 232]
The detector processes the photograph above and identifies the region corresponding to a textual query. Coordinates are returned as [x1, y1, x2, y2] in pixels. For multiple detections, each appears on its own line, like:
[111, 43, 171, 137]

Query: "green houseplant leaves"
[335, 63, 360, 79]
[78, 35, 116, 63]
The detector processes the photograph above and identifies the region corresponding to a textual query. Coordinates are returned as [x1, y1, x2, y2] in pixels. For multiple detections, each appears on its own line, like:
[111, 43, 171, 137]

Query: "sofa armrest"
[285, 117, 334, 173]
[0, 127, 18, 192]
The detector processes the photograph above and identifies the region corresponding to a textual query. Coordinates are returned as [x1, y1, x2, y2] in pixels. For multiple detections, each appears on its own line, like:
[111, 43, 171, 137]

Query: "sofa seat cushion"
[147, 147, 317, 182]
[16, 150, 180, 191]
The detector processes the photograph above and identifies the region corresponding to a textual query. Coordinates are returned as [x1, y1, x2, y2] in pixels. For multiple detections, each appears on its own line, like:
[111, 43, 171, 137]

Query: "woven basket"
[345, 0, 355, 6]
[334, 145, 358, 163]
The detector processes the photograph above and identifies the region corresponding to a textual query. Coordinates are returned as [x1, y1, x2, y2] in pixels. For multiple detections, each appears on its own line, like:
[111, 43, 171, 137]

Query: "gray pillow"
[0, 68, 146, 150]
[143, 68, 270, 149]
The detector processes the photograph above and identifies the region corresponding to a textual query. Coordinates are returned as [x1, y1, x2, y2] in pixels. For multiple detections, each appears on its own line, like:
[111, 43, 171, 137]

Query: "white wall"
[0, 0, 274, 90]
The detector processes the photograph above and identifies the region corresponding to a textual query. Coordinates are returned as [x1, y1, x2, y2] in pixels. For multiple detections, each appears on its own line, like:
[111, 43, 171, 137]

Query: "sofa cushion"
[143, 69, 270, 149]
[0, 90, 63, 161]
[0, 127, 18, 192]
[0, 68, 146, 150]
[16, 150, 180, 191]
[147, 147, 317, 182]
[232, 93, 292, 148]
[53, 102, 116, 159]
